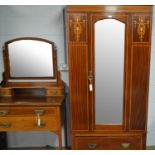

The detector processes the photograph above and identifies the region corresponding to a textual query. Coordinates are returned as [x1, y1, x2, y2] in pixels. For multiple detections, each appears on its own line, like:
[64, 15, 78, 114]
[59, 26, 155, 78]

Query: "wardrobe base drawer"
[75, 136, 143, 150]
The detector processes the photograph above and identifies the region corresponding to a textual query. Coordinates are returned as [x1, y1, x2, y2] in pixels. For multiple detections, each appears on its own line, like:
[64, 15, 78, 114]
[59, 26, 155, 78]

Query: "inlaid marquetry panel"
[132, 15, 151, 43]
[67, 13, 87, 42]
[129, 45, 150, 130]
[68, 44, 89, 131]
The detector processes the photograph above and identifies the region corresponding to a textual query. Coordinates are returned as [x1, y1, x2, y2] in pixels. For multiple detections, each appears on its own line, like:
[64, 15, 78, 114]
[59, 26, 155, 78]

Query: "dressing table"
[0, 37, 66, 149]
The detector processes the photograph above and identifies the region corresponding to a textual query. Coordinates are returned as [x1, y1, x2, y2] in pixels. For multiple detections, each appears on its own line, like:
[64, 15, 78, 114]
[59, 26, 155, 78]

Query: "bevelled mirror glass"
[4, 38, 57, 81]
[95, 19, 125, 125]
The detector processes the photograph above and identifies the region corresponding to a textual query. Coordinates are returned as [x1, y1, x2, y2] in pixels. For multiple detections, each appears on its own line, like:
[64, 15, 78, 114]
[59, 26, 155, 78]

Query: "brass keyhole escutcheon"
[87, 143, 97, 149]
[121, 143, 131, 149]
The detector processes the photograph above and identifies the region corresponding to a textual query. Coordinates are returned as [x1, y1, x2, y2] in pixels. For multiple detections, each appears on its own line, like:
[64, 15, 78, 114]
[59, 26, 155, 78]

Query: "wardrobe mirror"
[4, 38, 57, 81]
[95, 19, 125, 125]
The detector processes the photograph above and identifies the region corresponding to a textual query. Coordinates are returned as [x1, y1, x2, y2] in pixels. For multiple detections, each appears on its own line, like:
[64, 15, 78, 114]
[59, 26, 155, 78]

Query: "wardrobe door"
[67, 13, 90, 131]
[89, 14, 129, 131]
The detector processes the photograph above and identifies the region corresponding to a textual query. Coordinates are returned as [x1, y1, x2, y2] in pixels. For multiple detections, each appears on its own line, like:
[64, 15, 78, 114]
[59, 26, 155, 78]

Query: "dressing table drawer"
[75, 136, 142, 150]
[0, 106, 60, 131]
[0, 116, 59, 131]
[0, 107, 57, 116]
[46, 89, 64, 96]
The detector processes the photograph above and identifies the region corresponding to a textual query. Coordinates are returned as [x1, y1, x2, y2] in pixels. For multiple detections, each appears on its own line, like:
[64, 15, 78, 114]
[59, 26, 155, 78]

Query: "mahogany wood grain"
[0, 106, 57, 116]
[66, 5, 152, 150]
[0, 96, 64, 106]
[129, 45, 151, 130]
[68, 44, 89, 131]
[95, 125, 122, 131]
[73, 132, 146, 150]
[0, 85, 64, 97]
[66, 6, 152, 13]
[73, 131, 146, 136]
[75, 136, 142, 150]
[0, 115, 58, 131]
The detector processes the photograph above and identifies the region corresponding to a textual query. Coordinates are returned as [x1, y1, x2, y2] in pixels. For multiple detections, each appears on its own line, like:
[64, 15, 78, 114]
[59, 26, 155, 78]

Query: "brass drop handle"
[87, 143, 97, 149]
[34, 110, 45, 127]
[121, 143, 131, 149]
[88, 71, 93, 91]
[34, 110, 45, 115]
[0, 110, 9, 116]
[52, 90, 58, 95]
[0, 122, 11, 128]
[35, 120, 46, 128]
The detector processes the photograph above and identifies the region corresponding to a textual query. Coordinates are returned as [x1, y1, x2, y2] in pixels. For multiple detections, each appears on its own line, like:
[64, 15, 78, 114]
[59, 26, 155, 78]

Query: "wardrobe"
[65, 6, 152, 149]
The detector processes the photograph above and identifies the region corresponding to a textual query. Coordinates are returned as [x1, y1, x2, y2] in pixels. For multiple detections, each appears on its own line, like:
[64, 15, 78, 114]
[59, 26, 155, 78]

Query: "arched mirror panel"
[95, 19, 125, 125]
[8, 40, 54, 78]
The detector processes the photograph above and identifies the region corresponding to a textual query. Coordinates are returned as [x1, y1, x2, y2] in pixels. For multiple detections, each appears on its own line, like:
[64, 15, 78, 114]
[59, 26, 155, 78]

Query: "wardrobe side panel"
[129, 14, 152, 130]
[67, 13, 90, 131]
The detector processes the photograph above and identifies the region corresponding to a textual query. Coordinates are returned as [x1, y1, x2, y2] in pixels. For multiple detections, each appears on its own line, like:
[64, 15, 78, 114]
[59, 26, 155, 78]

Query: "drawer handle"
[87, 143, 97, 149]
[34, 110, 45, 115]
[35, 120, 46, 127]
[0, 91, 4, 96]
[0, 110, 9, 116]
[121, 143, 131, 149]
[0, 90, 5, 95]
[51, 90, 58, 95]
[0, 122, 11, 128]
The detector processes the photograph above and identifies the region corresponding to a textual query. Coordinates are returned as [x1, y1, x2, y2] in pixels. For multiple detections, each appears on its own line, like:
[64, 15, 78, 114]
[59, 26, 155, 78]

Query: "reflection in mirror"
[8, 40, 53, 78]
[95, 19, 125, 124]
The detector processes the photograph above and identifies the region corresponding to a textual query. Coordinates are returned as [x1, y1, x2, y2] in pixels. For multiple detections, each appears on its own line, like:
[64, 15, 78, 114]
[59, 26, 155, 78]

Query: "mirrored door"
[90, 15, 127, 130]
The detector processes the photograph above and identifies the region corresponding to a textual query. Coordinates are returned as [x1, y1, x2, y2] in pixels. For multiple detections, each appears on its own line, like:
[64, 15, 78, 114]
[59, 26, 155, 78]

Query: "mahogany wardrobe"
[65, 6, 152, 149]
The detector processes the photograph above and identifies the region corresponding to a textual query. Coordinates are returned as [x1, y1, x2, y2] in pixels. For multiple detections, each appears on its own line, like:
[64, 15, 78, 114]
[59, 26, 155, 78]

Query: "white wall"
[0, 5, 68, 148]
[0, 5, 155, 148]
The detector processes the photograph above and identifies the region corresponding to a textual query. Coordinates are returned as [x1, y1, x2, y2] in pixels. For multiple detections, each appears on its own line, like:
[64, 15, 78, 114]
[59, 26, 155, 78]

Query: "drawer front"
[75, 136, 142, 150]
[0, 116, 59, 131]
[0, 107, 57, 116]
[46, 88, 64, 96]
[0, 106, 60, 131]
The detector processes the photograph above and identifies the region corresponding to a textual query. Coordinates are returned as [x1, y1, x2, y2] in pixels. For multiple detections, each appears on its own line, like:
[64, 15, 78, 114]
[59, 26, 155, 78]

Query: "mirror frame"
[3, 37, 58, 81]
